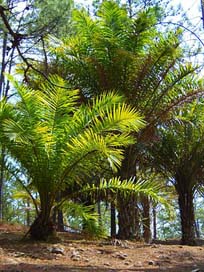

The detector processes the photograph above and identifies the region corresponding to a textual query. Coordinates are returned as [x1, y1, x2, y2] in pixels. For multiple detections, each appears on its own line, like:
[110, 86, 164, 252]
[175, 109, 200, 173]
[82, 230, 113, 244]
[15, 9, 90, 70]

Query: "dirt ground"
[0, 224, 204, 272]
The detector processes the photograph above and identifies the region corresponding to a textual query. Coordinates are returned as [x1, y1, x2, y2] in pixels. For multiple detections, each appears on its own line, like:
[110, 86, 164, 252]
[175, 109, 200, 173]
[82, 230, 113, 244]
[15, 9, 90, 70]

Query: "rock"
[71, 250, 79, 256]
[99, 249, 115, 254]
[50, 247, 64, 255]
[14, 252, 25, 257]
[116, 252, 128, 260]
[148, 260, 155, 265]
[78, 248, 85, 252]
[151, 244, 158, 248]
[104, 262, 111, 266]
[124, 261, 130, 265]
[72, 255, 81, 261]
[71, 250, 81, 261]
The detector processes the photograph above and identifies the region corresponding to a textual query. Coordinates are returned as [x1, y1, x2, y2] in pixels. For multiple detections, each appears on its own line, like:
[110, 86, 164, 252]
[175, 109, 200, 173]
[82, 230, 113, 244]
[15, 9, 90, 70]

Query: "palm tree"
[50, 1, 204, 240]
[0, 75, 148, 240]
[150, 101, 204, 245]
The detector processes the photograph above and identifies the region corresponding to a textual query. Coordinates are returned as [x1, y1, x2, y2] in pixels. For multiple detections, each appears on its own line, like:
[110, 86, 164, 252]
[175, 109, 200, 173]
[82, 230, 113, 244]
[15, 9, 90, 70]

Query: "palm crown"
[0, 75, 145, 239]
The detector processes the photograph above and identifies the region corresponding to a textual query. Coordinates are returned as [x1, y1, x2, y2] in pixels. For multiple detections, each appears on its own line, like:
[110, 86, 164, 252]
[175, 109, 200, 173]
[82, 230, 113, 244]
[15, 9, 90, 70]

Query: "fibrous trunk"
[176, 177, 196, 245]
[29, 196, 55, 240]
[117, 146, 139, 239]
[29, 213, 55, 240]
[117, 195, 137, 239]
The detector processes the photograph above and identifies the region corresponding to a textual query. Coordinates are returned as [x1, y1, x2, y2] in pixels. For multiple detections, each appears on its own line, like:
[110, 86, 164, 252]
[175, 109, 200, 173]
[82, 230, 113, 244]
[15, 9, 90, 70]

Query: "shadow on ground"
[1, 263, 204, 272]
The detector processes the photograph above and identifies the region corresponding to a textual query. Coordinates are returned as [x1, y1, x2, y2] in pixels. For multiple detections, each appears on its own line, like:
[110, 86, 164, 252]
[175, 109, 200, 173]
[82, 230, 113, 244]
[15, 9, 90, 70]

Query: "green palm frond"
[78, 177, 170, 209]
[0, 75, 145, 204]
[60, 201, 106, 238]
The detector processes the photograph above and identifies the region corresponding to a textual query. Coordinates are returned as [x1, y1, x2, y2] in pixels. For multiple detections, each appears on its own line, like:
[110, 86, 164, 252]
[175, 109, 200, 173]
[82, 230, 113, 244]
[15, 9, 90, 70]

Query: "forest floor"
[0, 223, 204, 272]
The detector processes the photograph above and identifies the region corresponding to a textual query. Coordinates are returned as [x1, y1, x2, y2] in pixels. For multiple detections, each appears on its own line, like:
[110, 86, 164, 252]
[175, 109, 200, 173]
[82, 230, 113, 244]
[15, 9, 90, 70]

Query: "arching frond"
[78, 177, 170, 209]
[0, 76, 145, 202]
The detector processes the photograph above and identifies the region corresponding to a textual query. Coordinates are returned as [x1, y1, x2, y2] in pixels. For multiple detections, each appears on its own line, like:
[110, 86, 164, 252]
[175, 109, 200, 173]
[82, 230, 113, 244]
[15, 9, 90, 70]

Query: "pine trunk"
[142, 196, 151, 243]
[0, 32, 7, 98]
[152, 205, 157, 240]
[0, 148, 5, 221]
[110, 202, 116, 238]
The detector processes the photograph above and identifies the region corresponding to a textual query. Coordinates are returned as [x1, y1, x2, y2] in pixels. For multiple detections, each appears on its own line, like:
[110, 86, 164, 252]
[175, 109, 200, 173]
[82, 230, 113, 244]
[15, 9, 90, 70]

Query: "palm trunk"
[176, 177, 196, 245]
[29, 193, 55, 240]
[118, 195, 136, 239]
[117, 146, 139, 239]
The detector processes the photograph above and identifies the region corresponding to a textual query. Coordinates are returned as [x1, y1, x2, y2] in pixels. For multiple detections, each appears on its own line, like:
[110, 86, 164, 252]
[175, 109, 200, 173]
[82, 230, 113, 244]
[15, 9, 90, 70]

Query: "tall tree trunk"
[152, 205, 157, 240]
[117, 146, 139, 239]
[0, 32, 7, 98]
[142, 196, 151, 243]
[134, 202, 141, 239]
[57, 209, 64, 232]
[97, 201, 102, 226]
[56, 192, 64, 232]
[110, 202, 116, 238]
[194, 219, 200, 239]
[118, 195, 137, 239]
[0, 148, 5, 222]
[52, 192, 64, 232]
[176, 177, 196, 245]
[0, 32, 8, 222]
[26, 199, 31, 226]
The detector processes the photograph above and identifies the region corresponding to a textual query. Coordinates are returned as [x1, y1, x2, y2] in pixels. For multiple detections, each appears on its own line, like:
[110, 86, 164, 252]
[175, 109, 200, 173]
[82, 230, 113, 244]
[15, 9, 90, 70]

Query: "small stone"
[71, 250, 79, 256]
[151, 244, 157, 248]
[71, 252, 81, 261]
[134, 262, 142, 268]
[119, 255, 126, 260]
[124, 261, 130, 265]
[50, 247, 64, 255]
[78, 248, 85, 252]
[148, 260, 155, 265]
[14, 252, 25, 257]
[72, 256, 81, 261]
[104, 262, 111, 266]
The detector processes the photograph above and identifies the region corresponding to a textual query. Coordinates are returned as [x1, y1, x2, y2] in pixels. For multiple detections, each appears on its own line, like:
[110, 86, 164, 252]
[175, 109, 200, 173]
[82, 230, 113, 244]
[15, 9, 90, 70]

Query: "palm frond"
[78, 177, 170, 210]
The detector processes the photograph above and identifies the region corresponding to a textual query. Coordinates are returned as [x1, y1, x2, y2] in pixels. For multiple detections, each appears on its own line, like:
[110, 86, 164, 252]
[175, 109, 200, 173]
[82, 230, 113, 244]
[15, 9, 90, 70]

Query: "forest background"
[1, 0, 204, 246]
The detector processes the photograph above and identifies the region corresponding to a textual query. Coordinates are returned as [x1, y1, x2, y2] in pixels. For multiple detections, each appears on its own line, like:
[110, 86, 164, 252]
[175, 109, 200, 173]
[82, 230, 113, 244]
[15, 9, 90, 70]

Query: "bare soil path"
[0, 224, 204, 272]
